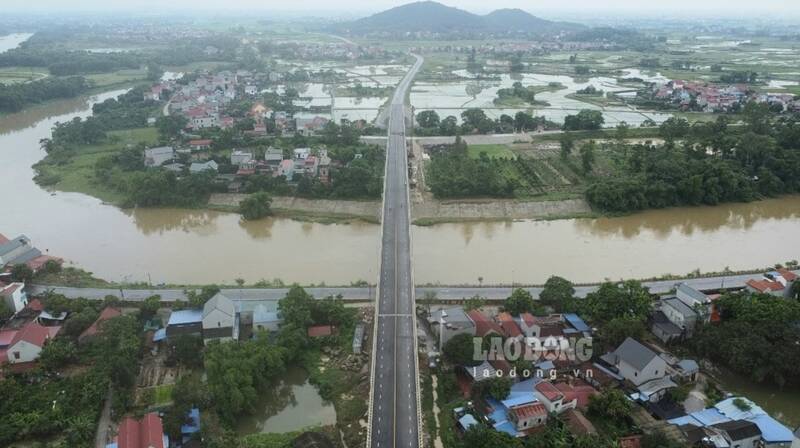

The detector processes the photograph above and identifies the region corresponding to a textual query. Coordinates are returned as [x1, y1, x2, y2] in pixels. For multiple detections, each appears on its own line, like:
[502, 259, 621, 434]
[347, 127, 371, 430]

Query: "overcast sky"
[4, 0, 799, 18]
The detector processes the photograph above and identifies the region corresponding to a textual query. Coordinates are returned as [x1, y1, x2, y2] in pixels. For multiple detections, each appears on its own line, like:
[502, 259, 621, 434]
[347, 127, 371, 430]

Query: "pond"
[235, 366, 336, 435]
[714, 369, 800, 428]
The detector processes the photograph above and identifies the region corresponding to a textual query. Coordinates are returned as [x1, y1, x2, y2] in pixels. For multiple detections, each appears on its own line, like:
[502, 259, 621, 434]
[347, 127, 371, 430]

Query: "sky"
[4, 0, 799, 18]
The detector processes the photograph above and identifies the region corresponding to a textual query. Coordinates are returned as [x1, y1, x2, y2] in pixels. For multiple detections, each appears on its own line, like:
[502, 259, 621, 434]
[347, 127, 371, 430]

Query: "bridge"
[367, 54, 424, 448]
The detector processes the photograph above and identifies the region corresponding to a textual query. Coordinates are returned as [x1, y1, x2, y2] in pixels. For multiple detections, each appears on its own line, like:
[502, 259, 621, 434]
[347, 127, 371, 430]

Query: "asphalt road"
[367, 54, 424, 448]
[30, 270, 796, 303]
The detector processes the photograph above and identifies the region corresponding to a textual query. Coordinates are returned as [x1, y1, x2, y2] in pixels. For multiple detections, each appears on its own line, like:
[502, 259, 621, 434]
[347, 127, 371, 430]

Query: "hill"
[335, 1, 583, 35]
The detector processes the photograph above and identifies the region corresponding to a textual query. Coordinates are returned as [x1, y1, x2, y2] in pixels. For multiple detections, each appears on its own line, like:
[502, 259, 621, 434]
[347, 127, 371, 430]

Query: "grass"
[0, 66, 48, 84]
[153, 384, 174, 405]
[35, 127, 159, 205]
[33, 267, 113, 288]
[84, 69, 149, 88]
[467, 144, 516, 160]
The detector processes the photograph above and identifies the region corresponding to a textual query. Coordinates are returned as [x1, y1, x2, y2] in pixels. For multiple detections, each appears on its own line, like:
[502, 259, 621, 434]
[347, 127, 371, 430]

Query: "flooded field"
[410, 71, 672, 126]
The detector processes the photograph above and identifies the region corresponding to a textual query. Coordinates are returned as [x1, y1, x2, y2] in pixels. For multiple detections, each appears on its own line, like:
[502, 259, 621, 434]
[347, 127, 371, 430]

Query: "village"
[421, 269, 800, 448]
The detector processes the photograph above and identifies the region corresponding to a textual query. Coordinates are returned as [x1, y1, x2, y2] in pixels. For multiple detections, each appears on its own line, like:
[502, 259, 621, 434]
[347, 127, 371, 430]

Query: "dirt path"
[94, 388, 113, 448]
[430, 375, 444, 448]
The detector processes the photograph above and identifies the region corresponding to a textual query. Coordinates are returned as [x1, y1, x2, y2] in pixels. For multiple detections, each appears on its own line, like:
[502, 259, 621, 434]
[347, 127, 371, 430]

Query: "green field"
[467, 144, 516, 159]
[35, 127, 159, 204]
[84, 68, 149, 88]
[0, 67, 48, 85]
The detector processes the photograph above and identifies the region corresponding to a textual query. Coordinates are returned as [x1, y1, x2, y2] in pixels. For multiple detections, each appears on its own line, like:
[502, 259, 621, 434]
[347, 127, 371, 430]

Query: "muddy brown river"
[0, 89, 799, 286]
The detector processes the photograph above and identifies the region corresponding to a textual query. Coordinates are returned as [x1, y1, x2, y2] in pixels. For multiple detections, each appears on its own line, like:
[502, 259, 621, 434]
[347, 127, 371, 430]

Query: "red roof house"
[116, 412, 167, 448]
[496, 312, 522, 339]
[466, 310, 503, 337]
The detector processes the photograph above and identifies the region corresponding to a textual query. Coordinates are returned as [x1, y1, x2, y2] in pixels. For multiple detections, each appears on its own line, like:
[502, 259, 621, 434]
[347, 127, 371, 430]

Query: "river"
[0, 33, 33, 53]
[0, 89, 799, 286]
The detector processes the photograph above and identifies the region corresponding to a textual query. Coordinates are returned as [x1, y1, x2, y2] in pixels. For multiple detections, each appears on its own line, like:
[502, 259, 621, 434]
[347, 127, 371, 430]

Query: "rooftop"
[167, 309, 203, 326]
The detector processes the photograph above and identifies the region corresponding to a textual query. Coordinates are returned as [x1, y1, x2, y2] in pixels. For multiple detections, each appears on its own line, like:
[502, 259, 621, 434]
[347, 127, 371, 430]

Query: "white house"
[0, 235, 34, 266]
[534, 381, 577, 414]
[4, 321, 60, 364]
[202, 293, 236, 344]
[427, 307, 475, 349]
[1, 282, 27, 313]
[230, 150, 254, 166]
[660, 297, 698, 337]
[601, 337, 667, 386]
[144, 146, 175, 167]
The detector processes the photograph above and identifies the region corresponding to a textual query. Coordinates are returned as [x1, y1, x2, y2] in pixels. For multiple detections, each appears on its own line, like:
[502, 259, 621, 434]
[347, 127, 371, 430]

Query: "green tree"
[140, 295, 161, 320]
[584, 281, 653, 322]
[417, 110, 441, 129]
[239, 192, 272, 220]
[588, 388, 633, 421]
[10, 263, 34, 283]
[39, 339, 78, 371]
[539, 276, 575, 312]
[563, 109, 604, 131]
[463, 425, 522, 448]
[559, 132, 575, 160]
[155, 115, 187, 139]
[503, 288, 536, 316]
[598, 316, 646, 349]
[579, 141, 596, 174]
[442, 333, 481, 367]
[278, 286, 314, 328]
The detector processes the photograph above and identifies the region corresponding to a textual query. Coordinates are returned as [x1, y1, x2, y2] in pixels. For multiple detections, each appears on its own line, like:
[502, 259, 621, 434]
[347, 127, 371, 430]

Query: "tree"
[659, 117, 690, 142]
[462, 425, 522, 448]
[140, 295, 161, 320]
[559, 133, 575, 160]
[598, 316, 646, 349]
[442, 333, 481, 367]
[588, 388, 633, 421]
[10, 263, 34, 283]
[239, 192, 272, 220]
[155, 115, 187, 139]
[186, 285, 220, 308]
[563, 109, 604, 131]
[416, 110, 440, 129]
[539, 276, 575, 312]
[439, 116, 459, 135]
[39, 339, 78, 370]
[167, 334, 204, 369]
[278, 286, 314, 328]
[503, 288, 536, 316]
[584, 281, 653, 322]
[579, 141, 596, 174]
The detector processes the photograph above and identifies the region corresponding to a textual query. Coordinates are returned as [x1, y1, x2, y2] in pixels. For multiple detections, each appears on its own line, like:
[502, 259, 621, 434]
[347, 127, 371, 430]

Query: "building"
[497, 312, 523, 340]
[601, 338, 667, 386]
[533, 381, 577, 414]
[144, 146, 175, 167]
[252, 303, 282, 333]
[3, 321, 60, 364]
[202, 293, 237, 344]
[711, 420, 762, 448]
[507, 402, 548, 431]
[353, 322, 365, 354]
[188, 139, 212, 150]
[1, 282, 27, 313]
[427, 307, 475, 348]
[165, 309, 203, 338]
[230, 150, 254, 166]
[189, 160, 218, 173]
[0, 235, 36, 267]
[746, 269, 797, 298]
[110, 412, 168, 448]
[278, 159, 295, 179]
[308, 325, 336, 338]
[651, 297, 698, 342]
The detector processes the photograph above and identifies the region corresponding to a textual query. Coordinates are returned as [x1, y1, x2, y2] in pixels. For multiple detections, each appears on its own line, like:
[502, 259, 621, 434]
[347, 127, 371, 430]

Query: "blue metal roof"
[749, 414, 793, 443]
[563, 313, 591, 333]
[494, 421, 518, 437]
[152, 328, 167, 342]
[167, 309, 203, 326]
[181, 408, 201, 434]
[501, 392, 537, 409]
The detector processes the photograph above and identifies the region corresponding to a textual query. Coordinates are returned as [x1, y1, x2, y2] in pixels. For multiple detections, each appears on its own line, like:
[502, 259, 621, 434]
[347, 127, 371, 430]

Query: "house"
[165, 309, 203, 338]
[466, 310, 503, 338]
[180, 408, 201, 445]
[0, 235, 37, 267]
[507, 402, 548, 431]
[79, 307, 122, 342]
[427, 307, 475, 348]
[675, 283, 716, 322]
[711, 420, 762, 448]
[1, 282, 27, 313]
[188, 139, 212, 151]
[264, 147, 284, 169]
[144, 146, 175, 167]
[230, 150, 254, 166]
[658, 297, 698, 338]
[670, 397, 794, 447]
[252, 303, 282, 333]
[110, 412, 168, 448]
[497, 312, 523, 340]
[4, 321, 60, 364]
[601, 338, 668, 386]
[202, 293, 237, 344]
[318, 151, 331, 184]
[534, 381, 577, 414]
[189, 160, 218, 173]
[746, 269, 797, 298]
